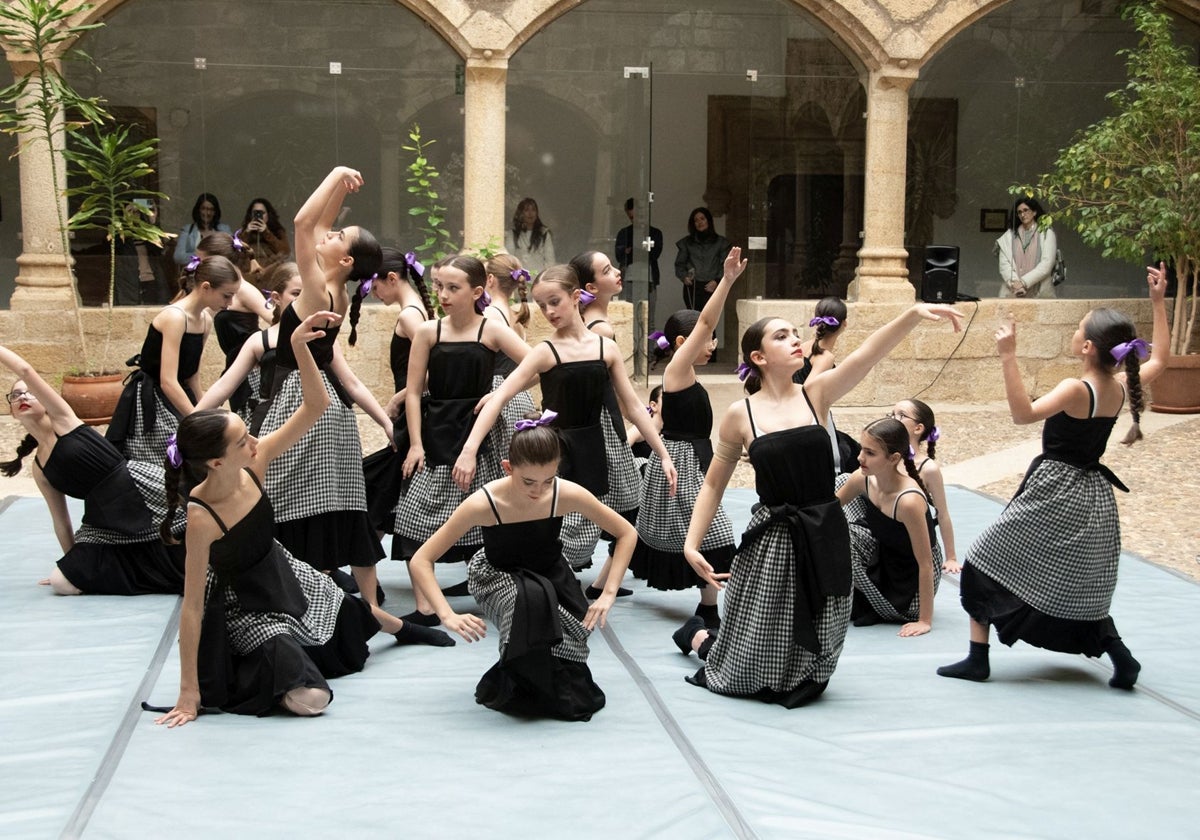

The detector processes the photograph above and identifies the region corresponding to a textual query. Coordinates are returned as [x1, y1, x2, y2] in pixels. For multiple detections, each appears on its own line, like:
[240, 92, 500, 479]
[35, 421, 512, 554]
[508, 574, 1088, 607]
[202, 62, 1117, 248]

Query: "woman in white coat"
[996, 196, 1056, 298]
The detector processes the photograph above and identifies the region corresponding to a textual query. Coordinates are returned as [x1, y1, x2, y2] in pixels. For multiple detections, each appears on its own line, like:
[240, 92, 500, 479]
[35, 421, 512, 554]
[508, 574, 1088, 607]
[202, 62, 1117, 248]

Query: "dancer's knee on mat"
[281, 686, 331, 716]
[49, 567, 83, 596]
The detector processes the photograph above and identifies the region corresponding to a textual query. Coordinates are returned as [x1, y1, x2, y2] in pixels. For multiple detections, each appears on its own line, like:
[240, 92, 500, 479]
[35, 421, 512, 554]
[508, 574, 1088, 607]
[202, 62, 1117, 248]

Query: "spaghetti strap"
[598, 335, 605, 360]
[187, 496, 228, 534]
[435, 317, 443, 343]
[1082, 379, 1097, 418]
[490, 305, 510, 326]
[543, 340, 561, 364]
[799, 385, 819, 426]
[892, 487, 927, 519]
[403, 304, 426, 316]
[260, 329, 270, 352]
[551, 477, 559, 518]
[243, 467, 264, 493]
[481, 486, 503, 525]
[475, 318, 487, 342]
[744, 398, 759, 439]
[586, 319, 607, 330]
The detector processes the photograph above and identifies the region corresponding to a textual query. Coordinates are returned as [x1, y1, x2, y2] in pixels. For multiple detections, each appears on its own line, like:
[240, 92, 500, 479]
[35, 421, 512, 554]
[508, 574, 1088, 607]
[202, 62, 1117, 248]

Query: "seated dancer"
[410, 411, 637, 721]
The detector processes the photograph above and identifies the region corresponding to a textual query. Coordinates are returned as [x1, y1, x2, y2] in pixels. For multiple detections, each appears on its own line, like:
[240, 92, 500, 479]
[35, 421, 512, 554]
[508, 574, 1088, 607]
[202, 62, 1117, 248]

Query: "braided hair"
[649, 309, 701, 370]
[863, 417, 933, 504]
[1084, 308, 1145, 445]
[905, 398, 938, 460]
[160, 410, 231, 545]
[809, 296, 847, 358]
[486, 254, 530, 328]
[0, 433, 38, 478]
[738, 317, 774, 395]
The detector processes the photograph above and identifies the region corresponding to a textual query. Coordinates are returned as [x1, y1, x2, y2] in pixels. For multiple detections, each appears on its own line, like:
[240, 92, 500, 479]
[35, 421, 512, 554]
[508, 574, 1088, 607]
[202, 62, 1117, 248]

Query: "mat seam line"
[60, 596, 182, 840]
[600, 623, 759, 840]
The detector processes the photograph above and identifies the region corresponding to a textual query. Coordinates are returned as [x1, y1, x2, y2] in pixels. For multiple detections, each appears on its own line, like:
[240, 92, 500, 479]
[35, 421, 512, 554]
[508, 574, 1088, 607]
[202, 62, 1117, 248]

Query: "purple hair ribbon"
[185, 255, 201, 273]
[1110, 338, 1150, 364]
[404, 251, 425, 277]
[165, 433, 183, 469]
[735, 362, 757, 382]
[927, 425, 941, 444]
[260, 287, 274, 310]
[359, 273, 377, 297]
[809, 316, 840, 328]
[578, 290, 596, 306]
[646, 404, 655, 417]
[510, 268, 531, 285]
[514, 409, 559, 431]
[908, 445, 916, 459]
[231, 229, 248, 252]
[649, 330, 670, 351]
[476, 290, 492, 314]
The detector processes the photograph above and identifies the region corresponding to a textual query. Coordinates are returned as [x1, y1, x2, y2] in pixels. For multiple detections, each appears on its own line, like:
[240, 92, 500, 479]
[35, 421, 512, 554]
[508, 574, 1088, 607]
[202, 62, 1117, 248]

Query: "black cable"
[909, 300, 980, 402]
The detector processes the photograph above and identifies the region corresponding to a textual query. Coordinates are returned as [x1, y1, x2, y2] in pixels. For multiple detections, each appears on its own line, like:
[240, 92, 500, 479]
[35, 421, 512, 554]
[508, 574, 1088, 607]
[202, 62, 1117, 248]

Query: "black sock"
[672, 615, 706, 655]
[399, 609, 440, 627]
[1105, 638, 1141, 690]
[695, 602, 720, 630]
[697, 632, 717, 661]
[441, 580, 470, 597]
[937, 640, 990, 681]
[586, 585, 632, 599]
[394, 621, 455, 647]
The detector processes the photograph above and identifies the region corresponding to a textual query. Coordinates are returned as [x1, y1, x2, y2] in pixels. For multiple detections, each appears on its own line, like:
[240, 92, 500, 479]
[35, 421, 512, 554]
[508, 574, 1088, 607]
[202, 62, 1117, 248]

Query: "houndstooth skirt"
[965, 459, 1120, 621]
[600, 408, 641, 515]
[74, 459, 185, 546]
[115, 380, 180, 464]
[259, 369, 367, 522]
[208, 545, 345, 655]
[702, 503, 852, 698]
[468, 547, 591, 664]
[632, 439, 735, 590]
[846, 521, 944, 622]
[491, 373, 537, 461]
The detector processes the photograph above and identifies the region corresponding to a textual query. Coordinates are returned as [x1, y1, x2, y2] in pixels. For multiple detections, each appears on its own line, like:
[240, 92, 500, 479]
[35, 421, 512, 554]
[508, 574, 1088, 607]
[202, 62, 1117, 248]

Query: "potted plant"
[1025, 0, 1199, 412]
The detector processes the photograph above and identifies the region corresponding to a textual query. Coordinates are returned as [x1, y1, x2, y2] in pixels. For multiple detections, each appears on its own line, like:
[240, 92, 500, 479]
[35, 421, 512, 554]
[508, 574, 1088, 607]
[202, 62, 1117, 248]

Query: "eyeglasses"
[1016, 208, 1035, 216]
[889, 410, 914, 422]
[5, 389, 36, 405]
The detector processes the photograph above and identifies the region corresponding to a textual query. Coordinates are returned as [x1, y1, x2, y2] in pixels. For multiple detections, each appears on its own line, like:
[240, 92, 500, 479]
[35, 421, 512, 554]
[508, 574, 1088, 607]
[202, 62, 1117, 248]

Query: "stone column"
[853, 63, 918, 304]
[462, 55, 508, 251]
[8, 62, 77, 311]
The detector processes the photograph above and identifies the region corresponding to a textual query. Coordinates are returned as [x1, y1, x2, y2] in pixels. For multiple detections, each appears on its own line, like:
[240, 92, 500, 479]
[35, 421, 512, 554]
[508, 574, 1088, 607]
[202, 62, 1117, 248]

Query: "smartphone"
[132, 198, 153, 210]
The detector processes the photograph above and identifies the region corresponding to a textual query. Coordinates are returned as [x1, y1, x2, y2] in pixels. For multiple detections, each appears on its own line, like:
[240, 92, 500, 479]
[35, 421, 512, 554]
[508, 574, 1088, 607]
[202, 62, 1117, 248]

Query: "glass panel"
[57, 0, 460, 305]
[914, 0, 1200, 299]
[0, 60, 17, 305]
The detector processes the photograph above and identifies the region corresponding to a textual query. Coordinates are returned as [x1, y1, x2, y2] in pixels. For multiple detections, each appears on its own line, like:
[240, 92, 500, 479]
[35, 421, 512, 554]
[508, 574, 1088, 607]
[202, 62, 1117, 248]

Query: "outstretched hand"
[442, 612, 487, 643]
[683, 547, 730, 591]
[335, 167, 364, 194]
[995, 318, 1017, 357]
[723, 246, 748, 282]
[155, 692, 200, 729]
[1146, 261, 1168, 302]
[914, 303, 965, 332]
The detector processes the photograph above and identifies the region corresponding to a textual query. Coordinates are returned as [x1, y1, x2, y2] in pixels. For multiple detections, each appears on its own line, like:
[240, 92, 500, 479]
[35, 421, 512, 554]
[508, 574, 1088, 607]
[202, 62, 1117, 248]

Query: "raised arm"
[294, 167, 363, 315]
[1136, 262, 1171, 385]
[254, 312, 337, 466]
[329, 343, 393, 446]
[407, 493, 491, 642]
[664, 246, 747, 390]
[995, 320, 1083, 424]
[0, 345, 79, 433]
[808, 303, 963, 415]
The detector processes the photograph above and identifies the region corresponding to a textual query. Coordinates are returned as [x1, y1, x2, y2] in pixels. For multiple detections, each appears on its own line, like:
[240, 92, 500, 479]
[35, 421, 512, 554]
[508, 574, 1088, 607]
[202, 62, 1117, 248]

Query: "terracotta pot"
[1149, 354, 1200, 414]
[61, 372, 125, 426]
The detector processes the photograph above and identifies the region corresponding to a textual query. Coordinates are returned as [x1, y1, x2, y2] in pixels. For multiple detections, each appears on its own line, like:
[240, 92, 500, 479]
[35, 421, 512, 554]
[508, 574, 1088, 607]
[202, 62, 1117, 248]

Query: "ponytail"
[1120, 353, 1144, 446]
[513, 271, 531, 328]
[348, 283, 366, 346]
[0, 433, 38, 478]
[160, 459, 185, 545]
[159, 410, 231, 544]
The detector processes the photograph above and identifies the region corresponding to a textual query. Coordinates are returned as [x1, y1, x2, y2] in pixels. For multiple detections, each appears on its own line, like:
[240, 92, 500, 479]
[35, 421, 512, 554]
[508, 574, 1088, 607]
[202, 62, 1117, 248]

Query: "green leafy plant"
[0, 0, 108, 362]
[64, 125, 167, 366]
[1022, 0, 1199, 355]
[403, 123, 458, 259]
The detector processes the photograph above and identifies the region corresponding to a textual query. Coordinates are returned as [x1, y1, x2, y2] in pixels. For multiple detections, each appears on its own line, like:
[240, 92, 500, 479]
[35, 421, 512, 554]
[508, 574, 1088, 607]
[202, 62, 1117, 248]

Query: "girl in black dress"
[154, 310, 451, 728]
[410, 413, 637, 721]
[106, 256, 241, 463]
[836, 418, 940, 635]
[673, 303, 962, 707]
[453, 264, 678, 585]
[482, 253, 537, 459]
[1, 345, 185, 595]
[938, 267, 1169, 689]
[630, 247, 747, 627]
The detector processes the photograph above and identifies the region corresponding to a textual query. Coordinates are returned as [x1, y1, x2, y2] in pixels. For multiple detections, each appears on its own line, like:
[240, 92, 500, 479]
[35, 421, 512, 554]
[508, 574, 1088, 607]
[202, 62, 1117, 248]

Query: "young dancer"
[154, 310, 451, 728]
[395, 254, 531, 621]
[672, 303, 963, 707]
[106, 256, 240, 462]
[410, 412, 637, 721]
[938, 267, 1169, 689]
[795, 296, 858, 474]
[360, 247, 433, 535]
[891, 398, 959, 573]
[836, 418, 940, 635]
[1, 345, 185, 595]
[629, 247, 747, 628]
[452, 265, 678, 582]
[481, 253, 537, 460]
[251, 167, 391, 609]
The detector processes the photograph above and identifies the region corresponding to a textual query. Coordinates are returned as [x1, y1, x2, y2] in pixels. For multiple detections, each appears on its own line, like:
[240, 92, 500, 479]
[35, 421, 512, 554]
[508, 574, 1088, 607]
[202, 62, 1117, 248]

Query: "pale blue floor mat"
[1, 487, 1198, 839]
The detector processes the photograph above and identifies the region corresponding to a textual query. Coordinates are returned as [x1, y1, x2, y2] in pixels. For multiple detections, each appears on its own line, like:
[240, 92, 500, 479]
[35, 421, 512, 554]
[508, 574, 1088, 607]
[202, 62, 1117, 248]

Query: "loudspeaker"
[921, 245, 959, 304]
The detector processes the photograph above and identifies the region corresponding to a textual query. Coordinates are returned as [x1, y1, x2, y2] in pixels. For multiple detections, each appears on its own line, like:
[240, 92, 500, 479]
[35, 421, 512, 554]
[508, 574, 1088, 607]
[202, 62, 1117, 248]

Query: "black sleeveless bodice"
[854, 483, 936, 610]
[749, 425, 836, 506]
[390, 332, 414, 392]
[213, 309, 260, 357]
[1041, 411, 1117, 467]
[40, 424, 155, 534]
[137, 322, 205, 385]
[537, 339, 609, 495]
[274, 300, 338, 372]
[421, 318, 496, 466]
[661, 380, 714, 470]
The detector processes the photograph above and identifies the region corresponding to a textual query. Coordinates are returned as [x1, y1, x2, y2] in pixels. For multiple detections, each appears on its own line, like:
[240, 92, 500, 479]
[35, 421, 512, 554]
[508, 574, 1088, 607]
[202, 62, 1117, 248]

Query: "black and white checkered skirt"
[393, 422, 505, 546]
[259, 369, 367, 523]
[846, 521, 944, 623]
[702, 503, 852, 696]
[966, 459, 1120, 621]
[117, 380, 180, 464]
[207, 544, 345, 655]
[74, 459, 185, 546]
[601, 411, 641, 515]
[637, 439, 733, 553]
[468, 548, 590, 664]
[490, 373, 537, 461]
